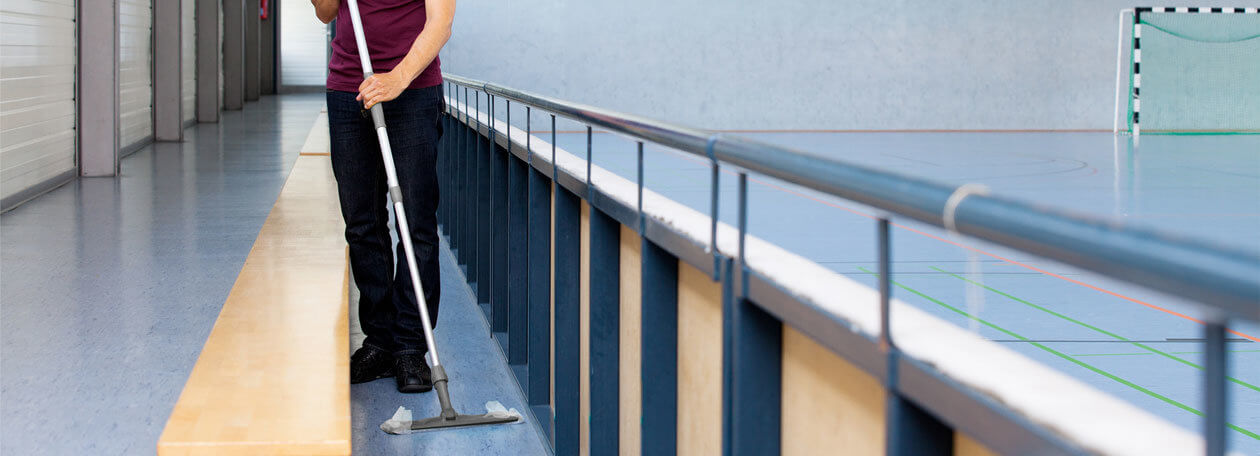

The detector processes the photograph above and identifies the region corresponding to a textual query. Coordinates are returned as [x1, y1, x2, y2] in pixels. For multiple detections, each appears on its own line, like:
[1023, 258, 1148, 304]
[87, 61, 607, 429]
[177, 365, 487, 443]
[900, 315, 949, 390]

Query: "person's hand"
[357, 71, 408, 109]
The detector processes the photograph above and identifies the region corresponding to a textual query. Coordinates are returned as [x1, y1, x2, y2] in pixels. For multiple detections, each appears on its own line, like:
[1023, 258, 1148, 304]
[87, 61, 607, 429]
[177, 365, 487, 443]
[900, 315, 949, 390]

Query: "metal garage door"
[0, 0, 77, 208]
[119, 0, 152, 151]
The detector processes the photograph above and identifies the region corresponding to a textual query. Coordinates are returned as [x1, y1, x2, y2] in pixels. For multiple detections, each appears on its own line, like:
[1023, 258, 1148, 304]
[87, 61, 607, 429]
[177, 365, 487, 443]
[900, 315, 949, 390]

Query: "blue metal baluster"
[478, 92, 492, 307]
[636, 141, 644, 234]
[472, 90, 483, 299]
[879, 218, 892, 352]
[721, 171, 782, 456]
[526, 106, 531, 166]
[551, 114, 557, 180]
[737, 173, 747, 296]
[553, 162, 581, 454]
[460, 86, 468, 264]
[588, 203, 621, 455]
[585, 126, 593, 199]
[640, 237, 678, 456]
[1205, 321, 1227, 456]
[706, 135, 721, 279]
[506, 99, 529, 368]
[526, 103, 553, 434]
[883, 217, 951, 455]
[491, 95, 509, 334]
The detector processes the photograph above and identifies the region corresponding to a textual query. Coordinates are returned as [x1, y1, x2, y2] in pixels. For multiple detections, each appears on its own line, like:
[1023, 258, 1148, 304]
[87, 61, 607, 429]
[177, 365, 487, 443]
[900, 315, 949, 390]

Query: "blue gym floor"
[539, 127, 1260, 453]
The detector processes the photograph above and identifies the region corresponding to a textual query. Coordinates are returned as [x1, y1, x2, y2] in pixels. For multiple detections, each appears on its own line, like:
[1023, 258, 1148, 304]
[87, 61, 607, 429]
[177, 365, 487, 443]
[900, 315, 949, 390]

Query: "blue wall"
[441, 0, 1248, 130]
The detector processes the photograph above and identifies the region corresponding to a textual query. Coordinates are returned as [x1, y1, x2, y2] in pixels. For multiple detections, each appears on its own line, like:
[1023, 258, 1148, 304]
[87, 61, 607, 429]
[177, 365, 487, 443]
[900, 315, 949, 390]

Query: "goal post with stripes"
[1116, 7, 1260, 135]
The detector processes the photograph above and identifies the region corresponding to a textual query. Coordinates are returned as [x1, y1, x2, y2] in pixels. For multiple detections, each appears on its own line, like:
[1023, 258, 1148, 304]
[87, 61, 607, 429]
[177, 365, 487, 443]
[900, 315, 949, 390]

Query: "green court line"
[1077, 351, 1260, 357]
[857, 267, 1260, 441]
[930, 266, 1260, 394]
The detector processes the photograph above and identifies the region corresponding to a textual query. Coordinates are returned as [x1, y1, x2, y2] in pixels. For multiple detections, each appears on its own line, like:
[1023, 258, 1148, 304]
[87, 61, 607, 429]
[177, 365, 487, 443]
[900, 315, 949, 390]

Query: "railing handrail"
[442, 73, 1260, 321]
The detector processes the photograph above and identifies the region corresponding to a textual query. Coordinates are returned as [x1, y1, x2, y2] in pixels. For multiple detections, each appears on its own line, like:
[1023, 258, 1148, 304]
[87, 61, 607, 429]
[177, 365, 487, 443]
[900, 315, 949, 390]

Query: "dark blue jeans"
[327, 86, 443, 355]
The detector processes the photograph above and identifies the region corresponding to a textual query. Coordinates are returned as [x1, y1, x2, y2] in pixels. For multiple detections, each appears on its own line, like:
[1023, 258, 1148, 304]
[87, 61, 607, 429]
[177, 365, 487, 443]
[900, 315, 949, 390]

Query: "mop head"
[380, 401, 523, 435]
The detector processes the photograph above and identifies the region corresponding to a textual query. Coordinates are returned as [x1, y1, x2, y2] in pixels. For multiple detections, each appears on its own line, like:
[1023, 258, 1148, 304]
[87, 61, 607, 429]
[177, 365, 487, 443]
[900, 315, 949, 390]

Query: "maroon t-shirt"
[327, 0, 442, 92]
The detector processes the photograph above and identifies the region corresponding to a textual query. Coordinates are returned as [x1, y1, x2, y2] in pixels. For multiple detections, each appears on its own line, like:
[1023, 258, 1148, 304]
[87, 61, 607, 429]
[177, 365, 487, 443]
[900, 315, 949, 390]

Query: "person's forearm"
[391, 9, 454, 82]
[311, 0, 338, 24]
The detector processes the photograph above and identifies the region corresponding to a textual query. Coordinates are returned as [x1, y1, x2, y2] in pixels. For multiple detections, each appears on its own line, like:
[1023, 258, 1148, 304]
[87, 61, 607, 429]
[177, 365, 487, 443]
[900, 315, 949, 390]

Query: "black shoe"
[350, 345, 395, 384]
[395, 353, 433, 393]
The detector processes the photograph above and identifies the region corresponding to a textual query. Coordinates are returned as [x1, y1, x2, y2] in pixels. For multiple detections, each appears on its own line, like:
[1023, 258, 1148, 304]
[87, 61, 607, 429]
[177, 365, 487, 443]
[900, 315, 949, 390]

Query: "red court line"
[658, 148, 1259, 342]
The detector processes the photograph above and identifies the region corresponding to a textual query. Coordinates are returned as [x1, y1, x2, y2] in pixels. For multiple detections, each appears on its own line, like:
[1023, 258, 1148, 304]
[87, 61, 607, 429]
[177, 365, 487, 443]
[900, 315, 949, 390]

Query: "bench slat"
[158, 157, 350, 455]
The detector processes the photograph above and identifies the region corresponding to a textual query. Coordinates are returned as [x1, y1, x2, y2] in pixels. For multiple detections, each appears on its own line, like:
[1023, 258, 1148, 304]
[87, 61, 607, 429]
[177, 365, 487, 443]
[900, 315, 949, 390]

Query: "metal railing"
[439, 73, 1259, 455]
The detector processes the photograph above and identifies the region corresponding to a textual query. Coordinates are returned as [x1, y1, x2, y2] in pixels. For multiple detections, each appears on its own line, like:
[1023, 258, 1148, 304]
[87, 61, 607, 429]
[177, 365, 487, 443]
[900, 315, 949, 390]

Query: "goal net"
[1123, 7, 1260, 134]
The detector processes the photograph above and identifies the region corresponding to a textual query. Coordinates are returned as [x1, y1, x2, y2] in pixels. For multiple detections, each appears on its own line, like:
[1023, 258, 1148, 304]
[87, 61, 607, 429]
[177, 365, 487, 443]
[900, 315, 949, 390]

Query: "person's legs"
[379, 86, 444, 392]
[383, 86, 444, 350]
[328, 90, 398, 382]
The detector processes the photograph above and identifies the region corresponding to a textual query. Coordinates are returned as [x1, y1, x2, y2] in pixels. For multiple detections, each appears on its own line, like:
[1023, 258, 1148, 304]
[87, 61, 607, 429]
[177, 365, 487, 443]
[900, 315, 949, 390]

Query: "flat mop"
[344, 0, 519, 432]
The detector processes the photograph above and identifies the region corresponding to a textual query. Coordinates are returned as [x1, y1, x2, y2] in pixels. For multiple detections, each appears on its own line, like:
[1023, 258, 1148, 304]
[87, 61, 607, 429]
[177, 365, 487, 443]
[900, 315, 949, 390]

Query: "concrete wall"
[441, 0, 1246, 130]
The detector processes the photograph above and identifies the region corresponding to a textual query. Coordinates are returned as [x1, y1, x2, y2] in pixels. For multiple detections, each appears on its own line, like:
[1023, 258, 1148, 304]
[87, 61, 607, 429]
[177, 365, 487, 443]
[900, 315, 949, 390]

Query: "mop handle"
[345, 0, 442, 367]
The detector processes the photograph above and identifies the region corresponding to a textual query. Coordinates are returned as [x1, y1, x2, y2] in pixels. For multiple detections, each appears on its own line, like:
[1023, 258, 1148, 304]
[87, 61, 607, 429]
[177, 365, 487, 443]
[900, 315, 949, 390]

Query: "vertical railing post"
[588, 206, 621, 455]
[526, 104, 553, 429]
[636, 141, 645, 233]
[737, 173, 747, 296]
[640, 238, 678, 456]
[879, 219, 892, 351]
[705, 135, 721, 279]
[721, 171, 782, 456]
[585, 126, 593, 199]
[471, 90, 484, 302]
[506, 100, 530, 369]
[526, 107, 532, 165]
[477, 92, 492, 307]
[1205, 321, 1227, 456]
[465, 87, 477, 279]
[453, 85, 461, 252]
[882, 218, 952, 455]
[551, 115, 557, 178]
[491, 95, 510, 335]
[458, 86, 469, 258]
[554, 180, 582, 454]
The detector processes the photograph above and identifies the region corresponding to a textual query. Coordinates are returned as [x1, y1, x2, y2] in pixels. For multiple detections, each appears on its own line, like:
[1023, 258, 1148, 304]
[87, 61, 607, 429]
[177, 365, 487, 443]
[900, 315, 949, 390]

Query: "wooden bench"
[158, 114, 351, 455]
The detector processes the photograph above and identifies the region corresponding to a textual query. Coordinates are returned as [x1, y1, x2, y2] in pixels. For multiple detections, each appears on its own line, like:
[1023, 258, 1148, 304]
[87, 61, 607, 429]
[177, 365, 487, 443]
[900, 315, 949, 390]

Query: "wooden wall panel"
[676, 262, 723, 455]
[618, 225, 642, 456]
[955, 432, 999, 456]
[579, 202, 591, 455]
[781, 326, 885, 456]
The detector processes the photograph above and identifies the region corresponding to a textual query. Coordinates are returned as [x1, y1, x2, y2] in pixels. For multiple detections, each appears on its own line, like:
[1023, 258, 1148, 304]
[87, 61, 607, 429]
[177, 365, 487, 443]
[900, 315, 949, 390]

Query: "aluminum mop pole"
[345, 0, 518, 431]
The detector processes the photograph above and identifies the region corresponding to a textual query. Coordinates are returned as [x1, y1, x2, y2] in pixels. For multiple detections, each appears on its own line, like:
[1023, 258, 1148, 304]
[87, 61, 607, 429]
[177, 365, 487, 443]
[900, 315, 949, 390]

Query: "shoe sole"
[397, 383, 434, 394]
[350, 370, 395, 385]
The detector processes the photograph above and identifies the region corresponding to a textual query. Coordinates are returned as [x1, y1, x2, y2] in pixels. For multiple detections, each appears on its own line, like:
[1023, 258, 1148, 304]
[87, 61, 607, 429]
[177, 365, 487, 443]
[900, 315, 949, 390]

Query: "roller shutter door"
[119, 0, 152, 150]
[0, 0, 77, 207]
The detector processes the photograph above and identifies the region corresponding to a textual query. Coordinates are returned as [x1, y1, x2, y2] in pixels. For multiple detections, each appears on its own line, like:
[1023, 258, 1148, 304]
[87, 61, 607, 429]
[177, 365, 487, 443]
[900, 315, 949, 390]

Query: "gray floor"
[348, 235, 549, 455]
[0, 94, 322, 454]
[1, 93, 549, 455]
